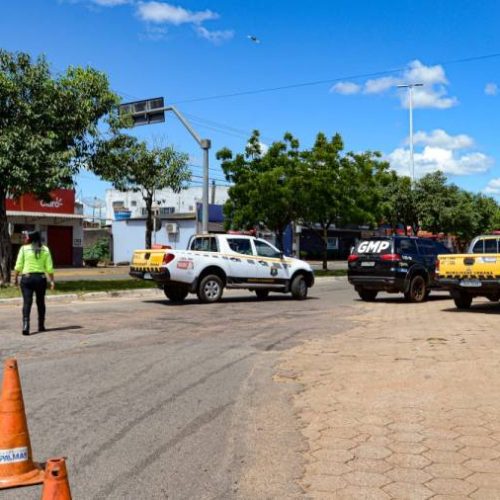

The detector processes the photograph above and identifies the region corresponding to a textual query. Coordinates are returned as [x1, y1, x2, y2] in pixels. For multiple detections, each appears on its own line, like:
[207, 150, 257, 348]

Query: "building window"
[130, 201, 137, 207]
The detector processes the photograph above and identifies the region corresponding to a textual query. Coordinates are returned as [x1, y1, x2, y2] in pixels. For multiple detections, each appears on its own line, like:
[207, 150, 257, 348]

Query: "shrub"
[83, 238, 110, 263]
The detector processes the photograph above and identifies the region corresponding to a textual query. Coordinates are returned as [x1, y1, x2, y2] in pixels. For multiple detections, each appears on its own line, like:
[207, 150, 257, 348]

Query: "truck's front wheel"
[452, 291, 473, 310]
[291, 274, 308, 300]
[197, 274, 224, 303]
[164, 285, 189, 303]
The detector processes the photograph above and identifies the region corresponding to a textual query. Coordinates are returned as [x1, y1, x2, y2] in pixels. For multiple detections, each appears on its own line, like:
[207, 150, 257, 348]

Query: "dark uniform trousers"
[21, 273, 47, 322]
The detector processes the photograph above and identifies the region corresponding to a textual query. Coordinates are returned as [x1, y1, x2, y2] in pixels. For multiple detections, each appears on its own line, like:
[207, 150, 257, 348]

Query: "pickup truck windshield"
[254, 239, 281, 258]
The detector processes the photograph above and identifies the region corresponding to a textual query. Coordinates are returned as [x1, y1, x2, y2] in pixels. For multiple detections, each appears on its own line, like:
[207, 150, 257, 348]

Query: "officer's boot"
[22, 317, 30, 336]
[38, 314, 46, 332]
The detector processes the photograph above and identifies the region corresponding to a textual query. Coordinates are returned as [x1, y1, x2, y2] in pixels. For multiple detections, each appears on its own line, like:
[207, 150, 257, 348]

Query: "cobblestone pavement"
[276, 296, 500, 499]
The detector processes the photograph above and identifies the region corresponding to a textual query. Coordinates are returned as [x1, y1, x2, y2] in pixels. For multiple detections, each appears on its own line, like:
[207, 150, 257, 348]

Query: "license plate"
[361, 261, 375, 267]
[143, 272, 152, 280]
[460, 279, 481, 287]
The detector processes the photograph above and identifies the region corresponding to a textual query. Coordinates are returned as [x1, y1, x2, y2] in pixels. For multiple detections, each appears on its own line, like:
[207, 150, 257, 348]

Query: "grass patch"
[314, 269, 347, 277]
[0, 279, 157, 299]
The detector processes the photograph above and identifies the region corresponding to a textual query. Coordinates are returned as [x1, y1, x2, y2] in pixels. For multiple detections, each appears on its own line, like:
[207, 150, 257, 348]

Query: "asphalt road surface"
[1, 278, 358, 499]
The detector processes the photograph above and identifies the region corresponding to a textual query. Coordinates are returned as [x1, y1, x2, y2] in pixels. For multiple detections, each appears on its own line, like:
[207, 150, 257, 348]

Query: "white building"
[107, 185, 230, 263]
[105, 185, 229, 222]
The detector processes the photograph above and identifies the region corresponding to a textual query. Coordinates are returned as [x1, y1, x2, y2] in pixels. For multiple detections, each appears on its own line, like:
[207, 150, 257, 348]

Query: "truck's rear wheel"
[197, 274, 223, 303]
[163, 285, 189, 303]
[358, 289, 378, 301]
[404, 275, 427, 303]
[453, 292, 473, 310]
[291, 275, 308, 300]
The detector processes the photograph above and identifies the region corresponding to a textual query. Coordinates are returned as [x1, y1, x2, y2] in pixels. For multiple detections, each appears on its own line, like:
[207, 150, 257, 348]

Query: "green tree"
[92, 136, 191, 249]
[0, 50, 120, 284]
[298, 133, 390, 269]
[217, 130, 302, 250]
[380, 173, 418, 235]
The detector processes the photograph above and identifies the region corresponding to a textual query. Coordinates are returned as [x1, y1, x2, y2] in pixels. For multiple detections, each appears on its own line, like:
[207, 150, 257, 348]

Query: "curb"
[315, 275, 348, 282]
[0, 288, 162, 306]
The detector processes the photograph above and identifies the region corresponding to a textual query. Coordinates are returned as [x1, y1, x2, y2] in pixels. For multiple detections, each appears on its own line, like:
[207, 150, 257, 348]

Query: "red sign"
[6, 189, 75, 214]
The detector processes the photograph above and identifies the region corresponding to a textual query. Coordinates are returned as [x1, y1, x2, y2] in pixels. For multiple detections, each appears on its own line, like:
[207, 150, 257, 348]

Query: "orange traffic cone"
[0, 358, 45, 489]
[41, 458, 72, 500]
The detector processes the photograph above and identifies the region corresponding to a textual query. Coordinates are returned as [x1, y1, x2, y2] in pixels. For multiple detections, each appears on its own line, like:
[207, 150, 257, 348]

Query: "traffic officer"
[13, 231, 55, 335]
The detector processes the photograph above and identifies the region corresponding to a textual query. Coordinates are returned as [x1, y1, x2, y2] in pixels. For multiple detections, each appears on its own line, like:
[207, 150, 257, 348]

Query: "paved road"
[1, 278, 357, 499]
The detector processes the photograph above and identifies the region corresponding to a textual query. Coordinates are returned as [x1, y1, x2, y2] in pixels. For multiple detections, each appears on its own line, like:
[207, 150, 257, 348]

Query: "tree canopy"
[92, 135, 191, 248]
[218, 129, 500, 264]
[0, 49, 121, 283]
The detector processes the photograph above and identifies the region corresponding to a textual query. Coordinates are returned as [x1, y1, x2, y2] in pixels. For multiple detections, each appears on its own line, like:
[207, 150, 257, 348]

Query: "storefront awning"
[7, 211, 84, 220]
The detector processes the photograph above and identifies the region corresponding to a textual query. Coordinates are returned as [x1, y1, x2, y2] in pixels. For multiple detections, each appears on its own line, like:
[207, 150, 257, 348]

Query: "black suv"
[348, 236, 451, 302]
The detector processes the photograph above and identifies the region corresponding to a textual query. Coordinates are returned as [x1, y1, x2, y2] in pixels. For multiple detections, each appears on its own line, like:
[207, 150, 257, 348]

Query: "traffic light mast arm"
[162, 106, 211, 234]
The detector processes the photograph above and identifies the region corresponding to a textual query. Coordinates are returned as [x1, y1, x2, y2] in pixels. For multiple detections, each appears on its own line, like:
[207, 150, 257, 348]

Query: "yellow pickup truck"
[436, 234, 500, 309]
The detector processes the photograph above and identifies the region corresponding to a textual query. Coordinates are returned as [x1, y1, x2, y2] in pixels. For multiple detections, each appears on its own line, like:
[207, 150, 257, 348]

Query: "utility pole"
[120, 98, 211, 234]
[397, 83, 423, 185]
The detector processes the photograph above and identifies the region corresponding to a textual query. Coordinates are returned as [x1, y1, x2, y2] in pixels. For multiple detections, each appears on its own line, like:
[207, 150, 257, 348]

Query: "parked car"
[437, 234, 500, 309]
[347, 236, 451, 302]
[130, 234, 314, 303]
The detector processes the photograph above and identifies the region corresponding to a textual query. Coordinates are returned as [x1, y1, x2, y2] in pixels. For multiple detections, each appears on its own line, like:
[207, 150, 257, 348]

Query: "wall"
[112, 219, 196, 263]
[105, 186, 229, 221]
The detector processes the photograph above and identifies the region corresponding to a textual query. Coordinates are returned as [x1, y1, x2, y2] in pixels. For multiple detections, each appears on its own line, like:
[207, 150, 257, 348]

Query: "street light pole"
[120, 99, 211, 234]
[397, 83, 423, 185]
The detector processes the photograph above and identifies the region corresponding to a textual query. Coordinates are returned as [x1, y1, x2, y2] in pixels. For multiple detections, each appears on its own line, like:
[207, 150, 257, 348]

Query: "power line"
[170, 51, 500, 105]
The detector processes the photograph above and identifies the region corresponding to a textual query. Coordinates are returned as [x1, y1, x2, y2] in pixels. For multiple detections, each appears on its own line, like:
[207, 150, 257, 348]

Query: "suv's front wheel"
[405, 275, 427, 303]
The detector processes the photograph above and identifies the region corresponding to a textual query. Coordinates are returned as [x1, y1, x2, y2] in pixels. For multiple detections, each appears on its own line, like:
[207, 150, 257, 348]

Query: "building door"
[47, 226, 73, 266]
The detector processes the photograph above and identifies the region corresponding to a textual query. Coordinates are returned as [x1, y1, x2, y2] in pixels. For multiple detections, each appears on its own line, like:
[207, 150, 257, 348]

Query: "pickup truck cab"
[437, 235, 500, 309]
[130, 234, 314, 303]
[348, 236, 451, 302]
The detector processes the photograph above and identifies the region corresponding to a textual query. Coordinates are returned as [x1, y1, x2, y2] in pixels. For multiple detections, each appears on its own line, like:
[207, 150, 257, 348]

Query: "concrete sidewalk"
[277, 297, 500, 499]
[55, 265, 130, 281]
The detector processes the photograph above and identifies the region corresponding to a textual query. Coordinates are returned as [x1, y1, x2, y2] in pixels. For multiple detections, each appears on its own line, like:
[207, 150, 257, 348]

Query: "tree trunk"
[0, 189, 12, 285]
[322, 225, 328, 271]
[145, 195, 153, 249]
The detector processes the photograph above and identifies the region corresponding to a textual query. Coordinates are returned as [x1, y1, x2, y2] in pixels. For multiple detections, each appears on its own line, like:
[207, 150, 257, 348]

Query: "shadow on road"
[28, 325, 83, 335]
[360, 294, 452, 305]
[441, 303, 500, 314]
[143, 296, 319, 306]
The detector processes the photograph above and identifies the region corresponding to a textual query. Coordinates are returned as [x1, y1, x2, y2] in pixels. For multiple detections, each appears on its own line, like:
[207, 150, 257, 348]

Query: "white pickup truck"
[130, 234, 314, 303]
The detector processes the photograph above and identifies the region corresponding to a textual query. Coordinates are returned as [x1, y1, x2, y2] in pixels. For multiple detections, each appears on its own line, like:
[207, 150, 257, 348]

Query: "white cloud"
[386, 129, 493, 177]
[411, 129, 474, 150]
[485, 83, 498, 96]
[364, 76, 399, 94]
[330, 81, 361, 95]
[137, 2, 219, 25]
[484, 178, 500, 195]
[333, 60, 458, 109]
[387, 147, 492, 177]
[195, 26, 234, 44]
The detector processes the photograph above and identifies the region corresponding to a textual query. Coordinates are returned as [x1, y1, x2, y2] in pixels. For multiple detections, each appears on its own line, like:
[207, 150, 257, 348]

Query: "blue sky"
[2, 0, 500, 203]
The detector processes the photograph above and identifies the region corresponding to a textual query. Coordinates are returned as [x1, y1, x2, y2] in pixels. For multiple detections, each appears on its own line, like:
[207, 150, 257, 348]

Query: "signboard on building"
[6, 189, 75, 214]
